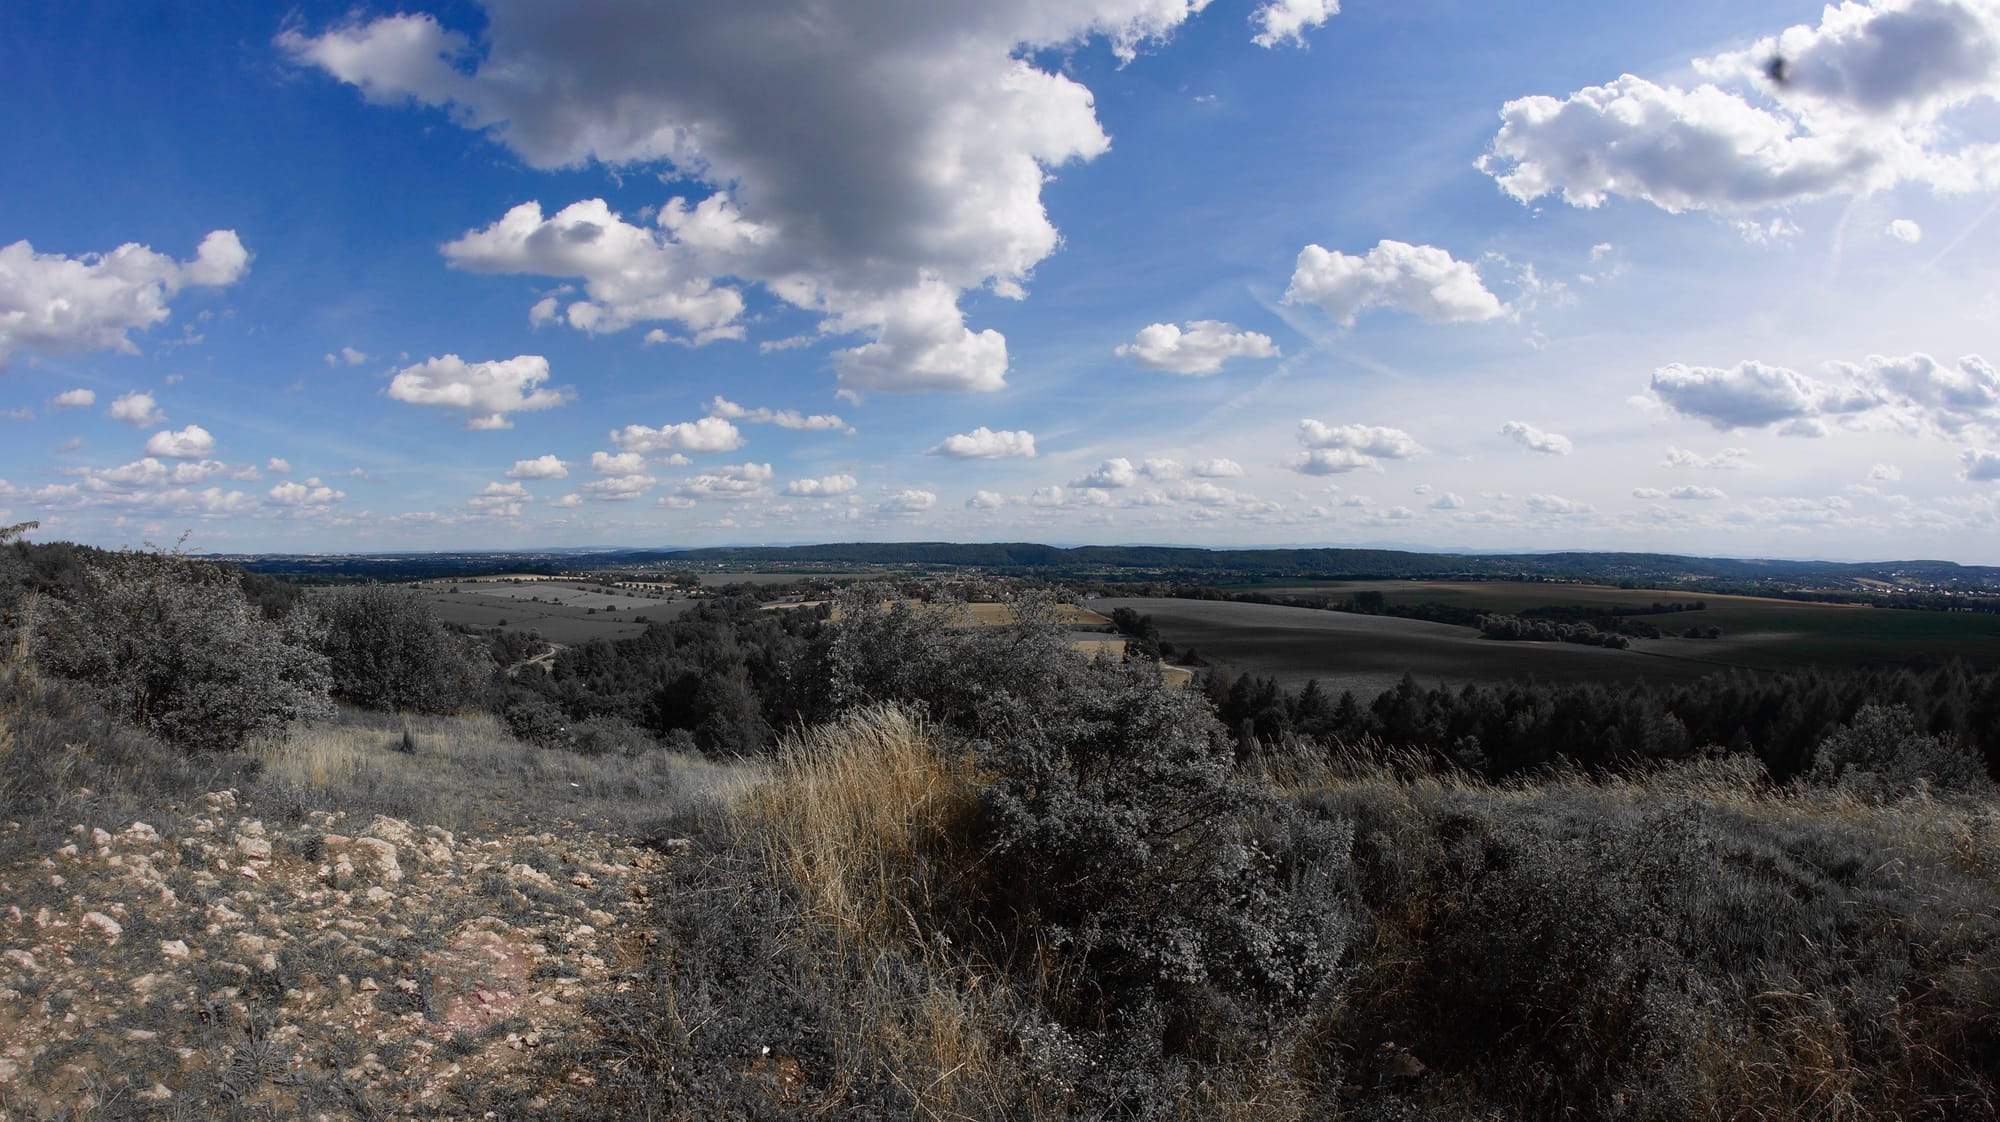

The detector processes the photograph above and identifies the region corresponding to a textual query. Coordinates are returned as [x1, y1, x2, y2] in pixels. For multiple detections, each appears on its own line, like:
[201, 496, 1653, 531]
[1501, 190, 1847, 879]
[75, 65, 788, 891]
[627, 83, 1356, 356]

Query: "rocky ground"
[0, 789, 676, 1120]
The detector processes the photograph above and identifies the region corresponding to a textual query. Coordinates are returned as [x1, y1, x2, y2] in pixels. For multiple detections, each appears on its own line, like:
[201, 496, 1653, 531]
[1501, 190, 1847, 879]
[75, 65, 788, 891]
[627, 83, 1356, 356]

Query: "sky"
[4, 0, 2000, 562]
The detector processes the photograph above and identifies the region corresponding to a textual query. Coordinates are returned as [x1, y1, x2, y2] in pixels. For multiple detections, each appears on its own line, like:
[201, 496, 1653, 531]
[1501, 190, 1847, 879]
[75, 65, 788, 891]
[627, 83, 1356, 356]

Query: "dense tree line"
[496, 596, 828, 757]
[1204, 661, 2000, 781]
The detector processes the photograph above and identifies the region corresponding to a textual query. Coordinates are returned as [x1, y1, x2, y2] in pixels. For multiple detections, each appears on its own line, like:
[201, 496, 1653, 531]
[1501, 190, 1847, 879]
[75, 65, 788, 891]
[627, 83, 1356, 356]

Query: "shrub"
[1809, 702, 1990, 799]
[33, 552, 332, 752]
[975, 666, 1351, 1063]
[313, 584, 489, 713]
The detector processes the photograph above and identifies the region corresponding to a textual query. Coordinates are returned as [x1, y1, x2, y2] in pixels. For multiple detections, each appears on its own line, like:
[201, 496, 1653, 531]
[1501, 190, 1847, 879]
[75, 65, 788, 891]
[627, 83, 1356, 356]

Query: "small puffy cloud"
[580, 473, 658, 501]
[144, 424, 216, 459]
[268, 479, 344, 506]
[925, 426, 1036, 459]
[1526, 493, 1594, 515]
[589, 450, 648, 476]
[1499, 420, 1573, 455]
[1252, 0, 1340, 48]
[1073, 457, 1140, 489]
[1285, 240, 1504, 326]
[266, 457, 292, 474]
[966, 489, 1009, 510]
[878, 489, 937, 515]
[1141, 458, 1184, 480]
[1192, 458, 1244, 478]
[1298, 420, 1427, 458]
[506, 454, 570, 479]
[465, 413, 514, 431]
[1869, 462, 1903, 482]
[108, 391, 165, 427]
[1632, 487, 1667, 500]
[674, 461, 773, 501]
[386, 354, 572, 429]
[1963, 448, 2000, 481]
[1664, 446, 1753, 470]
[0, 230, 249, 364]
[468, 480, 532, 514]
[49, 388, 95, 409]
[1428, 491, 1465, 510]
[610, 416, 743, 454]
[324, 346, 369, 366]
[551, 493, 582, 508]
[1668, 485, 1728, 500]
[785, 474, 858, 497]
[1886, 218, 1924, 243]
[1291, 448, 1378, 475]
[707, 396, 851, 432]
[1116, 320, 1279, 375]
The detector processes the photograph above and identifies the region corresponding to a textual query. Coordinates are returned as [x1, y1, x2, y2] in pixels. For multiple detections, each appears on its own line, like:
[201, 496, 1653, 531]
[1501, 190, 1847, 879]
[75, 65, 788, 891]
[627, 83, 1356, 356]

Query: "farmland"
[1099, 583, 2000, 695]
[411, 577, 698, 642]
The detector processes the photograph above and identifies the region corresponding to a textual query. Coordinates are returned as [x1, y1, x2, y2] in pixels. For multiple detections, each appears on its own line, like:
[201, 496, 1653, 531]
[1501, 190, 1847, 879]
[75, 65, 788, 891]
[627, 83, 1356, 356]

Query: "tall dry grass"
[727, 705, 1040, 1117]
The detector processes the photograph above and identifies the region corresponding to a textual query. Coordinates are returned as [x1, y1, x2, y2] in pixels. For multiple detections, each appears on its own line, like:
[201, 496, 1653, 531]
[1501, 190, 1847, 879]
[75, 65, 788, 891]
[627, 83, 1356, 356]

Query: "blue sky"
[5, 0, 2000, 560]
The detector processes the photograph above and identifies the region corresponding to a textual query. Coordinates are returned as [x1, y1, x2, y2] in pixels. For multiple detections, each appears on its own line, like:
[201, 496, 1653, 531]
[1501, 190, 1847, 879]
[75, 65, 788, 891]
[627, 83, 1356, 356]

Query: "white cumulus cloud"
[674, 461, 773, 501]
[785, 474, 859, 497]
[1482, 1, 2000, 216]
[1073, 457, 1140, 489]
[610, 416, 744, 455]
[269, 479, 345, 506]
[386, 354, 572, 429]
[49, 389, 95, 409]
[1116, 320, 1280, 375]
[878, 489, 937, 515]
[1886, 218, 1924, 243]
[108, 391, 165, 427]
[925, 427, 1037, 460]
[1285, 240, 1503, 326]
[589, 451, 648, 476]
[1252, 0, 1341, 48]
[1669, 485, 1728, 500]
[1526, 493, 1594, 515]
[0, 230, 248, 364]
[1499, 420, 1573, 455]
[283, 3, 1221, 395]
[144, 425, 216, 459]
[506, 454, 570, 479]
[1298, 420, 1427, 458]
[1192, 458, 1244, 478]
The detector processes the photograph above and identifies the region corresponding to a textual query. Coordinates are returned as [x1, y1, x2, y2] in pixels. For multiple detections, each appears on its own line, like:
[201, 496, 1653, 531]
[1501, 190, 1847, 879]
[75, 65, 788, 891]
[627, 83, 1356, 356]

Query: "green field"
[414, 579, 698, 642]
[1099, 584, 2000, 695]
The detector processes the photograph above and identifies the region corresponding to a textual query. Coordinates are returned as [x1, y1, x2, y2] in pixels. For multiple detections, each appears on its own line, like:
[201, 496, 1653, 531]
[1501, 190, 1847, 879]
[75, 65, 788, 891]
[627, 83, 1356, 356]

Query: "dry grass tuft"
[737, 704, 979, 948]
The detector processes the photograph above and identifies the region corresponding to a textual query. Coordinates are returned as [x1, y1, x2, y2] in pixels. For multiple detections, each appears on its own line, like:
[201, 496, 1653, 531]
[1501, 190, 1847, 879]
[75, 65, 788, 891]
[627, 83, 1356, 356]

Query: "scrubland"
[1, 541, 1996, 1119]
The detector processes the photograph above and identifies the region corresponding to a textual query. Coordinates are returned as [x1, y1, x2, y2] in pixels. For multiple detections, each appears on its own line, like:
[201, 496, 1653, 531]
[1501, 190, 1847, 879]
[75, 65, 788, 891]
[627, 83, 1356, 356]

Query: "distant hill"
[218, 541, 2000, 591]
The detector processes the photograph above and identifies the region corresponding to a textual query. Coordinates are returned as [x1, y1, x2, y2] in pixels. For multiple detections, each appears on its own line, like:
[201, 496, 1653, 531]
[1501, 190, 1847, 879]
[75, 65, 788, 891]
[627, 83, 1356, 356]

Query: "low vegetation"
[3, 532, 1997, 1119]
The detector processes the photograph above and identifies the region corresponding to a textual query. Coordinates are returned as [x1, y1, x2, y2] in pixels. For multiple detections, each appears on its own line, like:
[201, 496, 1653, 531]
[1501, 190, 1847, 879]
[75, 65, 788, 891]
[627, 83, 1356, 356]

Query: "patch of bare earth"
[0, 789, 675, 1119]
